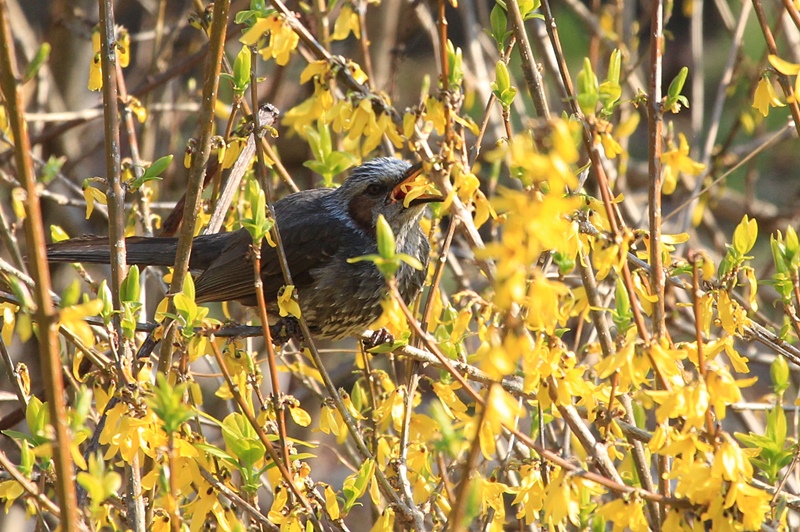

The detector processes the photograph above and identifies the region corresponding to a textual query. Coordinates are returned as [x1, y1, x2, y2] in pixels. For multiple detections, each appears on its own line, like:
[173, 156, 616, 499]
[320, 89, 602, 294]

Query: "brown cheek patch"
[348, 195, 375, 233]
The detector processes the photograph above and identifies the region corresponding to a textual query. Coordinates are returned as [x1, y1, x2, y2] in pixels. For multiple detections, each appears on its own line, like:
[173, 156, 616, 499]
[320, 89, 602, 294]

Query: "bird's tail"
[47, 236, 180, 267]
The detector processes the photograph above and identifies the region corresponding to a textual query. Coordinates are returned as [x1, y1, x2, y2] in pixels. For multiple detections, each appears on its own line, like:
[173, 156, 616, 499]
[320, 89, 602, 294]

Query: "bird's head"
[336, 157, 443, 236]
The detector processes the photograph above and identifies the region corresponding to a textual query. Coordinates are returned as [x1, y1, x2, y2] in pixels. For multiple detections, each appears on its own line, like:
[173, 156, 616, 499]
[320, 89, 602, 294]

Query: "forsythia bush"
[2, 0, 800, 530]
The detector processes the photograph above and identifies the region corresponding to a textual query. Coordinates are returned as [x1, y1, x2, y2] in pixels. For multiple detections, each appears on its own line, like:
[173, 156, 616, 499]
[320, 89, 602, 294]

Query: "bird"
[46, 157, 443, 341]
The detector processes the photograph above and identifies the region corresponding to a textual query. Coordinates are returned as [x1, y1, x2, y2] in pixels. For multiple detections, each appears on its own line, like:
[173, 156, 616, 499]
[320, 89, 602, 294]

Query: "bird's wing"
[194, 189, 343, 305]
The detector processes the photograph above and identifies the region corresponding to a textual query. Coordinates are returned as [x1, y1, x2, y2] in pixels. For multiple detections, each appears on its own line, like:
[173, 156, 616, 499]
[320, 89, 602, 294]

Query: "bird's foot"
[363, 328, 395, 350]
[269, 317, 304, 345]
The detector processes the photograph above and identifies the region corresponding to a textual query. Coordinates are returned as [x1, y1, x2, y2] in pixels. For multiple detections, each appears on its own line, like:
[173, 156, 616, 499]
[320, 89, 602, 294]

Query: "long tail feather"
[46, 231, 246, 271]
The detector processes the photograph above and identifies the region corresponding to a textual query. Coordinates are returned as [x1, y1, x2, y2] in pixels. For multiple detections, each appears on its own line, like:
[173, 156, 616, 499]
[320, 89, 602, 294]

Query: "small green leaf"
[98, 281, 113, 323]
[577, 58, 599, 115]
[221, 412, 266, 468]
[130, 155, 172, 190]
[232, 45, 252, 95]
[447, 40, 464, 88]
[61, 279, 82, 307]
[606, 49, 621, 85]
[771, 356, 790, 396]
[489, 5, 508, 50]
[141, 154, 173, 180]
[50, 225, 69, 243]
[23, 42, 50, 83]
[120, 265, 140, 303]
[664, 67, 690, 112]
[342, 459, 375, 513]
[667, 67, 688, 100]
[376, 215, 395, 260]
[732, 215, 757, 256]
[149, 374, 193, 434]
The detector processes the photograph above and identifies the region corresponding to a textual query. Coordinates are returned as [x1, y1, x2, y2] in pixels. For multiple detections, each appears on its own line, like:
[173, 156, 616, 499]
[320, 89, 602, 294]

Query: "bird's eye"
[365, 183, 385, 196]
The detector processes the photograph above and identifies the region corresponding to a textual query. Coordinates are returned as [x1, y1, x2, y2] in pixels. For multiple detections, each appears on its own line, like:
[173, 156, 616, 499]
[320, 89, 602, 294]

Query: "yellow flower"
[117, 28, 130, 68]
[87, 25, 130, 91]
[511, 464, 544, 523]
[241, 15, 299, 66]
[277, 285, 302, 318]
[599, 131, 623, 159]
[769, 54, 800, 102]
[331, 4, 361, 41]
[300, 60, 329, 83]
[283, 81, 334, 136]
[752, 76, 785, 117]
[59, 299, 105, 348]
[424, 95, 447, 135]
[661, 133, 705, 195]
[717, 289, 749, 338]
[524, 273, 571, 334]
[542, 470, 580, 527]
[712, 434, 752, 481]
[476, 475, 512, 529]
[88, 27, 103, 91]
[1, 303, 17, 345]
[432, 381, 468, 419]
[596, 497, 649, 532]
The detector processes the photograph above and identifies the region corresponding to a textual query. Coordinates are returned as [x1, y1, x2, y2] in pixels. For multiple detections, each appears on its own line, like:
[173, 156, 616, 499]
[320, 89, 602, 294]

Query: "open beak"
[391, 162, 445, 207]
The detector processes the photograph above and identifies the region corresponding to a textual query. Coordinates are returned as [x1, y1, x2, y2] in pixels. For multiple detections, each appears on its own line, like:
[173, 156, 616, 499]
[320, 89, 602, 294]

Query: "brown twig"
[157, 0, 231, 375]
[505, 0, 550, 118]
[647, 0, 666, 340]
[250, 50, 292, 471]
[0, 0, 79, 527]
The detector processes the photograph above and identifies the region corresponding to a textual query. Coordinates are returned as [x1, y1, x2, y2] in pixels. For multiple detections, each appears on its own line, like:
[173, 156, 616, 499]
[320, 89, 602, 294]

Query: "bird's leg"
[363, 328, 395, 350]
[269, 317, 304, 345]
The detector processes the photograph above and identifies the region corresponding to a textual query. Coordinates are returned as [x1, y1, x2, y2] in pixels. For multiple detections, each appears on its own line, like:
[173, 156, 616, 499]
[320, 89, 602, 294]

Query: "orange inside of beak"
[392, 166, 444, 208]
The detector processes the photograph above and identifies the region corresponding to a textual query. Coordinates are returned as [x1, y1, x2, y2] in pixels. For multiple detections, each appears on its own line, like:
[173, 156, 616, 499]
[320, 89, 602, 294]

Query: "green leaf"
[232, 45, 252, 94]
[771, 356, 790, 396]
[23, 42, 50, 83]
[221, 412, 267, 468]
[149, 374, 194, 434]
[376, 215, 395, 260]
[141, 155, 173, 181]
[606, 49, 621, 85]
[667, 66, 688, 100]
[772, 234, 789, 274]
[664, 67, 690, 112]
[732, 214, 757, 256]
[446, 40, 463, 88]
[120, 265, 140, 303]
[577, 58, 599, 115]
[766, 406, 787, 448]
[98, 281, 113, 324]
[25, 396, 49, 442]
[50, 225, 69, 243]
[241, 180, 274, 243]
[489, 5, 508, 50]
[61, 279, 82, 308]
[342, 459, 375, 513]
[183, 274, 196, 303]
[130, 154, 172, 190]
[396, 253, 424, 271]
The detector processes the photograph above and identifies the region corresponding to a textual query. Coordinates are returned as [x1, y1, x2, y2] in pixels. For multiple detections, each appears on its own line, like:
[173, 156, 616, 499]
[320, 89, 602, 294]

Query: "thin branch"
[157, 0, 231, 374]
[0, 0, 79, 527]
[647, 0, 665, 339]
